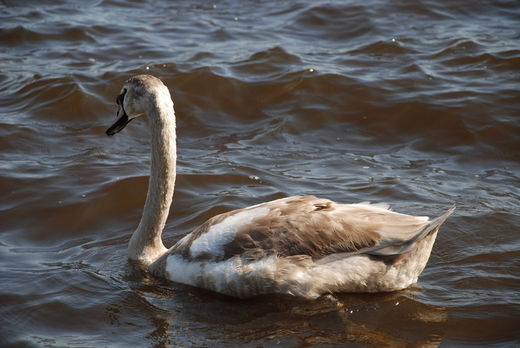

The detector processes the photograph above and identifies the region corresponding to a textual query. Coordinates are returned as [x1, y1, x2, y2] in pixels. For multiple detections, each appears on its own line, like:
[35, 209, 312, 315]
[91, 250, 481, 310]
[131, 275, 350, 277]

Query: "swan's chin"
[106, 111, 132, 135]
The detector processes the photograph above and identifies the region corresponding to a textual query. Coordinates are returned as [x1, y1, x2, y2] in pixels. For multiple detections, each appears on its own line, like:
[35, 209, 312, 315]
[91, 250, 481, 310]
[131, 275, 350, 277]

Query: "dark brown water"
[1, 0, 519, 346]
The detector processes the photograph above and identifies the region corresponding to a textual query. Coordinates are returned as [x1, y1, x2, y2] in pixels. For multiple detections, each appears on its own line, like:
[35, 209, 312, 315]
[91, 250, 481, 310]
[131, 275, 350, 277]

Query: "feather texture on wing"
[170, 196, 449, 263]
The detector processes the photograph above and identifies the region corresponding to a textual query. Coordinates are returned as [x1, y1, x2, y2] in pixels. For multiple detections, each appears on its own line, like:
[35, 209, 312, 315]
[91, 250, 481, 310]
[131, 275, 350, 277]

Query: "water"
[1, 0, 519, 346]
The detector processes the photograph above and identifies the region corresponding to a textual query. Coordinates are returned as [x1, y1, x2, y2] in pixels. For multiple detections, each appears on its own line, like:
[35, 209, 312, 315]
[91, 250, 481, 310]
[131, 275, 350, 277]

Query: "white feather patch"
[165, 253, 279, 296]
[354, 201, 391, 210]
[189, 206, 270, 259]
[165, 254, 204, 286]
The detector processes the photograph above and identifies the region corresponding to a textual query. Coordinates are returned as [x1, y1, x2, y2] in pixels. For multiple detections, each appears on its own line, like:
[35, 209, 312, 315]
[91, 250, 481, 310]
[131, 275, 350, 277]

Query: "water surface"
[1, 0, 519, 346]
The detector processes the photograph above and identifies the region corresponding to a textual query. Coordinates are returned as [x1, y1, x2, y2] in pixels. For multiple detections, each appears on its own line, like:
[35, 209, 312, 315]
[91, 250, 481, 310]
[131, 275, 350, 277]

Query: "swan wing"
[170, 196, 453, 262]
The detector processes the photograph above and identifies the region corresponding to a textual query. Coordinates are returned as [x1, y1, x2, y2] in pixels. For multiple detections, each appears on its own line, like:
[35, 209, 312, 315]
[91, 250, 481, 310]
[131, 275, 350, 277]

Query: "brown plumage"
[170, 196, 451, 264]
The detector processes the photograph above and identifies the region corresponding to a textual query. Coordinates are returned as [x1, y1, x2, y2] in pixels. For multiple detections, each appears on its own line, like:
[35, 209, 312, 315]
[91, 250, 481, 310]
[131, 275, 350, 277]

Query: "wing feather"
[169, 196, 454, 263]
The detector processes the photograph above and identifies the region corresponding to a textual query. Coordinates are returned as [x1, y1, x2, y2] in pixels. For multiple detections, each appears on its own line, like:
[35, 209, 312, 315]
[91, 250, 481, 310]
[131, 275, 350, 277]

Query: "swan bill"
[106, 107, 132, 135]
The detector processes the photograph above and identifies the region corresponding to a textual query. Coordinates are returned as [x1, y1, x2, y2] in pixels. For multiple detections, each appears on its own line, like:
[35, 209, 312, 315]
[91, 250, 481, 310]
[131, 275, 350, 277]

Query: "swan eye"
[116, 88, 127, 106]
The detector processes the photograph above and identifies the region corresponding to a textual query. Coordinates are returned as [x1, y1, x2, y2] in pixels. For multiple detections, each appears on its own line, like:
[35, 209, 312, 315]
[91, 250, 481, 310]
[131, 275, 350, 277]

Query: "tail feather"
[367, 205, 455, 256]
[413, 205, 456, 242]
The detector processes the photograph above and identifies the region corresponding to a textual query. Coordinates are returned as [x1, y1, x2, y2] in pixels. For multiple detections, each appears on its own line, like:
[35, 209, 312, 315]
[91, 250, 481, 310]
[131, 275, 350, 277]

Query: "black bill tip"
[106, 113, 132, 136]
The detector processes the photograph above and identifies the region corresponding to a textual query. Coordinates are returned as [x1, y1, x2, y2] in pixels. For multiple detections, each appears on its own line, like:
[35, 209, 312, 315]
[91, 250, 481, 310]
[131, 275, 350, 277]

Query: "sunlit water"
[1, 0, 519, 346]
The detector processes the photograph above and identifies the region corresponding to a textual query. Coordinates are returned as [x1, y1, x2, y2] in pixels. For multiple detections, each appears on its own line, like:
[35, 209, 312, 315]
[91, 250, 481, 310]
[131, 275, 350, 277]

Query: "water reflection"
[127, 266, 448, 346]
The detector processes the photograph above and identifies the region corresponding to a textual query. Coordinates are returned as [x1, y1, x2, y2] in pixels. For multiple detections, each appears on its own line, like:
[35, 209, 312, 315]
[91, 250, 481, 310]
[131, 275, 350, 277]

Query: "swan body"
[106, 75, 454, 298]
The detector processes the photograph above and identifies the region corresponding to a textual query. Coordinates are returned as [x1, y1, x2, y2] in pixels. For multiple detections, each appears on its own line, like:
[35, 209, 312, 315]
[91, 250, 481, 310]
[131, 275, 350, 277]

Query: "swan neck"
[128, 90, 176, 264]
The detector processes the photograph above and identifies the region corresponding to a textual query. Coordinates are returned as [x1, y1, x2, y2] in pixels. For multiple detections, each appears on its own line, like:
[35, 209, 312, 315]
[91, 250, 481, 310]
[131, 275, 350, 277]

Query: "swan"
[105, 74, 454, 298]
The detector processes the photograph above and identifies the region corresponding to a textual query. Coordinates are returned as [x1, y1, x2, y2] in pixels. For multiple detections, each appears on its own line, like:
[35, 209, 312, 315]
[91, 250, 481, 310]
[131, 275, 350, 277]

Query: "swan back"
[169, 196, 451, 264]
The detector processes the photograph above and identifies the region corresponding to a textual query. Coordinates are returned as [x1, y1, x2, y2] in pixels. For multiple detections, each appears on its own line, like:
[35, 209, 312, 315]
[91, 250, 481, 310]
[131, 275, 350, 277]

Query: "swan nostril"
[116, 88, 127, 105]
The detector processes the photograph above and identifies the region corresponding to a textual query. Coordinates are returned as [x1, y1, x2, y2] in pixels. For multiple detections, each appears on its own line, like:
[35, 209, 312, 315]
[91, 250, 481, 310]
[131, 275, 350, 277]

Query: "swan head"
[106, 75, 169, 135]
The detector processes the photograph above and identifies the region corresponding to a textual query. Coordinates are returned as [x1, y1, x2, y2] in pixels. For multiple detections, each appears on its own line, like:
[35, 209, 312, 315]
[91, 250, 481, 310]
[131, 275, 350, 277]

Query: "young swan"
[106, 74, 454, 298]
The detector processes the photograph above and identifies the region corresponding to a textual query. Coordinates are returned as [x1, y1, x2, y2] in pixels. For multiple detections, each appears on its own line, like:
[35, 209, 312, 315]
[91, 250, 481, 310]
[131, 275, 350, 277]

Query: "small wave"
[231, 46, 302, 80]
[0, 24, 96, 46]
[349, 40, 418, 56]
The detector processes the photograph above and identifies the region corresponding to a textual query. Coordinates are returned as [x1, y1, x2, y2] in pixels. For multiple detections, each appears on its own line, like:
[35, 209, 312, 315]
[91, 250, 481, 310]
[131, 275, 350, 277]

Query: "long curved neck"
[128, 89, 176, 265]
